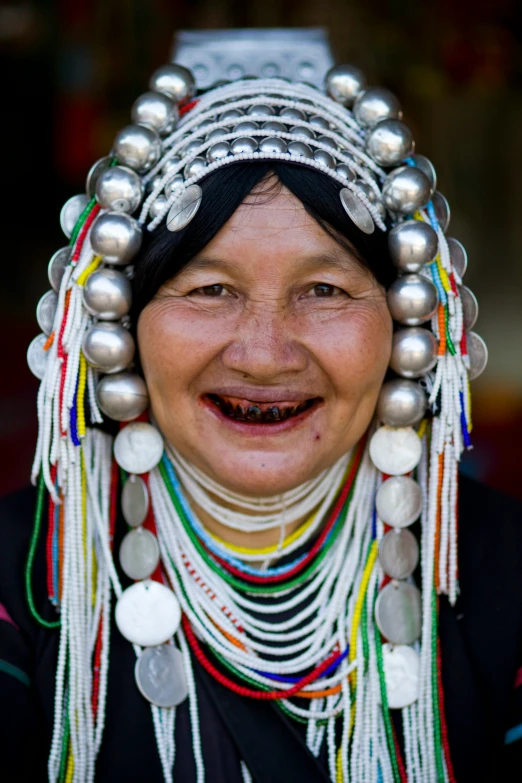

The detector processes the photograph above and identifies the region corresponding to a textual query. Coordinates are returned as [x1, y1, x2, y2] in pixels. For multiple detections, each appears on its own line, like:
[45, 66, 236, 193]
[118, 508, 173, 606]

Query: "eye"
[312, 283, 341, 297]
[190, 284, 227, 297]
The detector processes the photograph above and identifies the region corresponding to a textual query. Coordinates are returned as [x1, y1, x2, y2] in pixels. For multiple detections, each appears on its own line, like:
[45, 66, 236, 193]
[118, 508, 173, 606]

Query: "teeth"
[209, 394, 315, 423]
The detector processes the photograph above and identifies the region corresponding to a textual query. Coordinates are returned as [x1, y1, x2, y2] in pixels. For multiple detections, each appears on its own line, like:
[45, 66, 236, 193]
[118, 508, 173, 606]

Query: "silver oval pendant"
[378, 529, 419, 580]
[27, 334, 49, 380]
[166, 184, 202, 232]
[340, 187, 375, 234]
[114, 422, 164, 475]
[115, 580, 181, 647]
[119, 528, 160, 581]
[135, 644, 188, 707]
[60, 194, 89, 239]
[381, 643, 419, 709]
[36, 291, 58, 336]
[376, 476, 423, 528]
[122, 475, 150, 527]
[375, 581, 422, 645]
[369, 426, 422, 476]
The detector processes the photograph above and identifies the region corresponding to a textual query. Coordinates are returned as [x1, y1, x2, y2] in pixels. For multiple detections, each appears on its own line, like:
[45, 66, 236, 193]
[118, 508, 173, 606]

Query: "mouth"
[204, 393, 322, 425]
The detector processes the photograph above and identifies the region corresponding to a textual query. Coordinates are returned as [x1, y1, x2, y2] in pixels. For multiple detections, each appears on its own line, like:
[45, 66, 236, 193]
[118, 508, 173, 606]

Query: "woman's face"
[138, 181, 392, 496]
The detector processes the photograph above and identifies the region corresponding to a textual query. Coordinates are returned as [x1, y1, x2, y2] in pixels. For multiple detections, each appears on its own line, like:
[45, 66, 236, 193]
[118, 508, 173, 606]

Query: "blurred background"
[1, 0, 521, 497]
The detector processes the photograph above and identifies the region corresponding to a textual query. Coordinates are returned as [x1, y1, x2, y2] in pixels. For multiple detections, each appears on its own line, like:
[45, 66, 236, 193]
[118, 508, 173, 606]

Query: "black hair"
[133, 162, 394, 317]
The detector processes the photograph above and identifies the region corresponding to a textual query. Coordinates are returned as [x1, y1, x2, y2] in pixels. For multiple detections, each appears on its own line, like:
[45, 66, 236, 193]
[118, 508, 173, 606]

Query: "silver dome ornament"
[353, 87, 402, 128]
[382, 166, 431, 214]
[313, 149, 335, 169]
[183, 139, 204, 157]
[387, 274, 439, 326]
[95, 165, 144, 214]
[235, 120, 259, 134]
[340, 188, 374, 234]
[114, 421, 164, 474]
[369, 426, 422, 476]
[82, 268, 132, 320]
[325, 64, 366, 106]
[86, 156, 113, 198]
[459, 286, 479, 331]
[447, 237, 468, 279]
[206, 141, 230, 163]
[90, 212, 142, 265]
[431, 191, 451, 232]
[287, 141, 313, 159]
[220, 108, 242, 122]
[410, 154, 437, 195]
[336, 163, 356, 182]
[36, 290, 58, 336]
[390, 327, 438, 379]
[388, 220, 438, 273]
[131, 91, 178, 135]
[60, 194, 89, 239]
[149, 194, 168, 220]
[162, 156, 181, 175]
[377, 379, 427, 427]
[167, 184, 203, 232]
[27, 334, 49, 380]
[466, 332, 488, 380]
[309, 115, 329, 130]
[258, 137, 287, 155]
[165, 175, 184, 198]
[366, 120, 414, 167]
[262, 120, 286, 134]
[183, 156, 207, 179]
[206, 128, 227, 141]
[82, 322, 135, 374]
[114, 124, 162, 173]
[149, 63, 195, 103]
[290, 125, 315, 140]
[279, 107, 305, 122]
[48, 246, 71, 292]
[316, 134, 337, 150]
[96, 372, 149, 421]
[247, 104, 274, 117]
[231, 136, 258, 155]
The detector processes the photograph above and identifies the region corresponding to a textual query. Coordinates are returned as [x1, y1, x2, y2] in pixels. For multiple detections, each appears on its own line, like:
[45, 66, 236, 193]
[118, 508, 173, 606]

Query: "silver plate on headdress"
[135, 644, 188, 707]
[60, 194, 89, 239]
[114, 422, 164, 475]
[369, 426, 422, 476]
[375, 581, 422, 645]
[48, 247, 71, 293]
[379, 529, 419, 580]
[340, 188, 375, 234]
[381, 643, 419, 709]
[36, 291, 58, 336]
[166, 184, 202, 232]
[119, 528, 160, 581]
[27, 334, 49, 380]
[376, 476, 423, 528]
[467, 331, 488, 381]
[115, 580, 181, 647]
[122, 475, 150, 527]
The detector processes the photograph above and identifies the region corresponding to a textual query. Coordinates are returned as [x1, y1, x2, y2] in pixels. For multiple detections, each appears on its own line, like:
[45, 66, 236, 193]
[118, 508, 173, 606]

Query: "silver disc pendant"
[369, 426, 422, 476]
[375, 581, 422, 645]
[467, 332, 488, 381]
[381, 643, 419, 709]
[447, 237, 467, 279]
[115, 580, 181, 647]
[122, 475, 150, 527]
[114, 422, 164, 475]
[119, 528, 160, 581]
[27, 334, 49, 380]
[166, 184, 202, 232]
[340, 188, 375, 234]
[60, 194, 89, 239]
[36, 291, 58, 336]
[135, 644, 188, 708]
[459, 286, 479, 331]
[431, 191, 450, 233]
[379, 529, 419, 580]
[86, 156, 113, 197]
[48, 247, 71, 292]
[376, 476, 423, 528]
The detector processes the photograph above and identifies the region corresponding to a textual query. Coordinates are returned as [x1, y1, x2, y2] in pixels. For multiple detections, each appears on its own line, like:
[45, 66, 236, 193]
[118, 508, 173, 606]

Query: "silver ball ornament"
[410, 154, 437, 195]
[382, 166, 431, 214]
[285, 141, 312, 159]
[390, 327, 438, 378]
[290, 125, 315, 140]
[90, 212, 142, 265]
[114, 124, 162, 173]
[149, 64, 195, 103]
[95, 165, 143, 214]
[377, 379, 427, 427]
[82, 268, 132, 320]
[184, 156, 207, 179]
[247, 104, 274, 117]
[82, 322, 135, 374]
[165, 174, 184, 198]
[387, 274, 439, 325]
[325, 64, 366, 106]
[336, 163, 356, 182]
[231, 136, 258, 155]
[388, 220, 438, 272]
[313, 149, 335, 168]
[206, 141, 230, 163]
[131, 91, 179, 135]
[234, 120, 259, 134]
[183, 140, 203, 156]
[366, 120, 414, 167]
[220, 109, 243, 122]
[96, 372, 149, 421]
[258, 137, 287, 155]
[353, 87, 402, 128]
[149, 194, 167, 220]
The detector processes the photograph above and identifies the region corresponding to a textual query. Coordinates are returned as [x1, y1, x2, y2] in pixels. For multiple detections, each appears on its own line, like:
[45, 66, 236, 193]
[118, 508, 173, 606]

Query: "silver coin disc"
[166, 184, 202, 232]
[379, 529, 419, 580]
[115, 580, 181, 647]
[447, 237, 467, 279]
[340, 188, 375, 234]
[376, 476, 423, 528]
[36, 290, 59, 336]
[119, 528, 160, 581]
[432, 191, 450, 233]
[122, 475, 150, 527]
[369, 426, 422, 476]
[375, 581, 422, 645]
[135, 644, 188, 707]
[467, 331, 488, 381]
[459, 285, 479, 332]
[381, 643, 419, 709]
[114, 422, 164, 474]
[48, 247, 71, 292]
[27, 333, 49, 380]
[60, 194, 89, 239]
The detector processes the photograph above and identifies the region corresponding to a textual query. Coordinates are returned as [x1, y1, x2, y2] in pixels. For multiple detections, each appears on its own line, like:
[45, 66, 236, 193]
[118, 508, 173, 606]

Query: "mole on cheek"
[314, 434, 321, 441]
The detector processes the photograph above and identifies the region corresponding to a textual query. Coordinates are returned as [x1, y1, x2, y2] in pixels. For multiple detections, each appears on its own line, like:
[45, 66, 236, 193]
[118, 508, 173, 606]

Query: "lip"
[200, 394, 323, 436]
[204, 386, 321, 404]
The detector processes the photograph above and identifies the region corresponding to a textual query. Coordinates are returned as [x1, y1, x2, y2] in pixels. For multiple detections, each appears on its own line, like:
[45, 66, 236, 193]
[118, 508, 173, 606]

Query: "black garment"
[0, 476, 521, 783]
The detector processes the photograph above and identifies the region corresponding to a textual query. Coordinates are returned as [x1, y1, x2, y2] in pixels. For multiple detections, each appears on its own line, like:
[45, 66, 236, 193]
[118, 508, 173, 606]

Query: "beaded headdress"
[27, 53, 486, 783]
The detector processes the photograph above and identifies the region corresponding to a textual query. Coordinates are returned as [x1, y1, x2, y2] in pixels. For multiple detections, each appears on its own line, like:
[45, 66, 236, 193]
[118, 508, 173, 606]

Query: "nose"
[221, 304, 308, 381]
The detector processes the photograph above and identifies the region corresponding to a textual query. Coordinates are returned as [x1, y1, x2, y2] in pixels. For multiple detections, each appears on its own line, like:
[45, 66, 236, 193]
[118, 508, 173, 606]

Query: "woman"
[1, 59, 521, 783]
